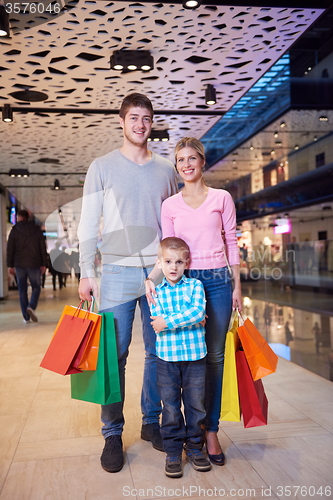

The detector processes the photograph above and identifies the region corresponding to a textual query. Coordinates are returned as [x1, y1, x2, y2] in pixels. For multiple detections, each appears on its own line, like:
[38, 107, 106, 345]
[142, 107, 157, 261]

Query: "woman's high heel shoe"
[205, 432, 225, 466]
[207, 451, 225, 466]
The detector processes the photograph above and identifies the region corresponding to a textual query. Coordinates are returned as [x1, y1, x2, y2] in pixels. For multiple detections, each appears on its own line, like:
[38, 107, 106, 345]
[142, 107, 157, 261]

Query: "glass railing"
[239, 240, 333, 381]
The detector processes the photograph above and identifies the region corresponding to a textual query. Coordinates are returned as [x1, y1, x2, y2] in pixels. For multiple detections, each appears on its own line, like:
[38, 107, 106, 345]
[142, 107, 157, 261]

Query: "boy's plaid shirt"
[150, 275, 207, 362]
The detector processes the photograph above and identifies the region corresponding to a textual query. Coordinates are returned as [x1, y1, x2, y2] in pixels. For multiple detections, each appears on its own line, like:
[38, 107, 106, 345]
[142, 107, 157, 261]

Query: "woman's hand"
[232, 287, 242, 312]
[145, 279, 157, 306]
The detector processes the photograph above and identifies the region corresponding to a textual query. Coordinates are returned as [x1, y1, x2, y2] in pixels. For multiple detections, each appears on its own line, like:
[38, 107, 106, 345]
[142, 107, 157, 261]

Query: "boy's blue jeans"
[157, 357, 206, 456]
[99, 264, 161, 438]
[186, 267, 232, 433]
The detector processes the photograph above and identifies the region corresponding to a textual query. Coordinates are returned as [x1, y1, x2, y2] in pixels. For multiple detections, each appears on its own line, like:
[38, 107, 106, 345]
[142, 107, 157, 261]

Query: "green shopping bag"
[70, 312, 121, 405]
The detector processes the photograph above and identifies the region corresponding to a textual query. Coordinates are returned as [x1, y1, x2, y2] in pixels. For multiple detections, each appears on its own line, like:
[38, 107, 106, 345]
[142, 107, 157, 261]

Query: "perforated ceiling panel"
[0, 1, 324, 220]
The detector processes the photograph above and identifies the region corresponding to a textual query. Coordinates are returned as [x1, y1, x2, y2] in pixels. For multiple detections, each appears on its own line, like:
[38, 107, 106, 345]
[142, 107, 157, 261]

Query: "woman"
[145, 137, 242, 465]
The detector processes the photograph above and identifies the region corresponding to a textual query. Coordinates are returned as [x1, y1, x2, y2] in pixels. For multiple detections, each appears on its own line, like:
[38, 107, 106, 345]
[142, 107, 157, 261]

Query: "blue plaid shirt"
[150, 275, 207, 362]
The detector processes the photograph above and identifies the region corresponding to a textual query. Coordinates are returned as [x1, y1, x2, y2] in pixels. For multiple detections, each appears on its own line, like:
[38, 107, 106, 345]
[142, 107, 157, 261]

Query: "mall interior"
[0, 1, 332, 499]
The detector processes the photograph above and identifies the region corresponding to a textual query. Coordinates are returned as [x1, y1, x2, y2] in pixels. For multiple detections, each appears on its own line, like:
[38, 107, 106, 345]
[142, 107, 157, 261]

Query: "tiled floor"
[0, 277, 332, 500]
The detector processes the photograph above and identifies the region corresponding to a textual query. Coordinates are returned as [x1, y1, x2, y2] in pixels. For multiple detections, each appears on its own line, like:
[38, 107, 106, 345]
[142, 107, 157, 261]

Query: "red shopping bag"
[236, 350, 268, 428]
[54, 302, 101, 371]
[40, 313, 93, 375]
[237, 314, 278, 380]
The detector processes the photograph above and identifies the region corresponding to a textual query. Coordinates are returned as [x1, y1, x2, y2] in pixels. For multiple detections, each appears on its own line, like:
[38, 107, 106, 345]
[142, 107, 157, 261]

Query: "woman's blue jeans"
[157, 357, 206, 456]
[99, 264, 161, 438]
[185, 267, 232, 432]
[15, 267, 41, 321]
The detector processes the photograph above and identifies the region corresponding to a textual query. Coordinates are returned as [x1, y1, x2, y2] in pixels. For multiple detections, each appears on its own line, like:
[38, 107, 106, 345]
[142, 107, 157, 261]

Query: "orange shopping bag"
[53, 299, 101, 371]
[237, 313, 278, 381]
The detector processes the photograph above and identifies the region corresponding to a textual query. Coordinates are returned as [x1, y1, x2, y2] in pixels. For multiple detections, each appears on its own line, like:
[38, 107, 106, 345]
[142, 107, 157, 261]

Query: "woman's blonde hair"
[174, 137, 206, 164]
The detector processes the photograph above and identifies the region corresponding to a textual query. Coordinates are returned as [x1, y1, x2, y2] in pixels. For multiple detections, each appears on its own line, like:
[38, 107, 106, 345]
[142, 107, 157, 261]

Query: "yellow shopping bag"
[220, 312, 241, 422]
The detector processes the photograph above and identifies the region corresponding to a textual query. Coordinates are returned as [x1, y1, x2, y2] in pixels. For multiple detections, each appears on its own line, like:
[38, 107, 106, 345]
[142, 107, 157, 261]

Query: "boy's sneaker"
[185, 446, 211, 472]
[165, 455, 183, 478]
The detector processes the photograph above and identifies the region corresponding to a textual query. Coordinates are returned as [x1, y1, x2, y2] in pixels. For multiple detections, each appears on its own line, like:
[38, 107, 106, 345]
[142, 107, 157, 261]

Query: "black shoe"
[100, 435, 124, 473]
[185, 446, 211, 472]
[165, 455, 183, 478]
[141, 423, 163, 451]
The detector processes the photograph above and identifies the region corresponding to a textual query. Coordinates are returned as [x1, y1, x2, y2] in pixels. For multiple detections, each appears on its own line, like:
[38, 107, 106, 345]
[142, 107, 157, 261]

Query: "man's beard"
[124, 129, 148, 147]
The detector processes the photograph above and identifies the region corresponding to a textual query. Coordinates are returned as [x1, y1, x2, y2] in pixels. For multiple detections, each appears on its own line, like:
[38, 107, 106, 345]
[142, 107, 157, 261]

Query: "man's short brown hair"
[119, 93, 154, 120]
[158, 237, 190, 260]
[17, 209, 29, 220]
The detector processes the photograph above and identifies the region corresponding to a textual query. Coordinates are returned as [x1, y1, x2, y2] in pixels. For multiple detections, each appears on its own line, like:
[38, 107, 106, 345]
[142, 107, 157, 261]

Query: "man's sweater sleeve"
[77, 160, 104, 279]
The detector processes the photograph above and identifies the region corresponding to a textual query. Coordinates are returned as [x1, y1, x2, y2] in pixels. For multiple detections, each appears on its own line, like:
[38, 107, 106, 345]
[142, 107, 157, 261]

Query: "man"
[78, 93, 178, 473]
[6, 209, 47, 323]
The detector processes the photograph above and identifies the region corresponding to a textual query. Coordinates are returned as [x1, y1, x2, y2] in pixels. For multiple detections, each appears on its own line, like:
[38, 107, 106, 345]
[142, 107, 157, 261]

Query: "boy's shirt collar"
[160, 274, 189, 288]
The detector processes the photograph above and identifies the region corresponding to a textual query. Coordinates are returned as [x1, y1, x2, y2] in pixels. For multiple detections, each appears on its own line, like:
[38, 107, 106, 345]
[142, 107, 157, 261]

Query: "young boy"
[150, 237, 211, 478]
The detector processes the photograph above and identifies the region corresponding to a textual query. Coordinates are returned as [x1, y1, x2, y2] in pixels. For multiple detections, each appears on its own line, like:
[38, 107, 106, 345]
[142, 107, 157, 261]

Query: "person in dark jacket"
[6, 209, 47, 323]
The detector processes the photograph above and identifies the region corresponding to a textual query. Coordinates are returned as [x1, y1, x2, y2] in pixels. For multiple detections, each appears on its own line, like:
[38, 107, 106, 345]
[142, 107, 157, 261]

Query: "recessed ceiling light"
[9, 90, 49, 102]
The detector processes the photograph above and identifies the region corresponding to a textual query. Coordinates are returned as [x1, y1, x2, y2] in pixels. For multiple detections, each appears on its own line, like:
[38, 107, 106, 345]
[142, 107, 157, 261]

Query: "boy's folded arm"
[163, 305, 205, 330]
[162, 284, 206, 330]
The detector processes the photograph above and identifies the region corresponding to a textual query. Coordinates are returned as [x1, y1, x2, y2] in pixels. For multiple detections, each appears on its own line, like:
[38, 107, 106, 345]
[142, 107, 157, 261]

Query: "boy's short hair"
[158, 237, 190, 260]
[119, 93, 154, 120]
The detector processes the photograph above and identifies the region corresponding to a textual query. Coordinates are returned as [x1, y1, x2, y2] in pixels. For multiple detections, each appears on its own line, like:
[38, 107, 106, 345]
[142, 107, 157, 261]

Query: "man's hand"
[40, 266, 46, 275]
[150, 316, 167, 334]
[145, 279, 157, 306]
[79, 277, 99, 302]
[9, 267, 15, 276]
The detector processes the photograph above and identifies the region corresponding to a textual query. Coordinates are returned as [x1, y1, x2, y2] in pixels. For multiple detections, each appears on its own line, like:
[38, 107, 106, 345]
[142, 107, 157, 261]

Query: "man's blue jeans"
[186, 267, 232, 433]
[157, 357, 206, 456]
[15, 267, 41, 321]
[99, 264, 161, 438]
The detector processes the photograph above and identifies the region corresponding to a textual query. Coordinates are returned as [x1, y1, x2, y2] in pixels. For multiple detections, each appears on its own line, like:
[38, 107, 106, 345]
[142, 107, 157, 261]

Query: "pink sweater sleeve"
[161, 199, 175, 238]
[222, 191, 239, 266]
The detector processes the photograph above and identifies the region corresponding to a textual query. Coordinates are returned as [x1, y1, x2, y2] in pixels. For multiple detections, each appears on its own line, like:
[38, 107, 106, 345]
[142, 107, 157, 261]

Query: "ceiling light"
[2, 104, 13, 122]
[319, 116, 328, 122]
[274, 131, 278, 138]
[280, 121, 286, 128]
[271, 150, 275, 155]
[294, 145, 299, 150]
[9, 90, 48, 102]
[149, 129, 169, 142]
[249, 145, 254, 150]
[54, 179, 60, 190]
[205, 84, 216, 105]
[8, 169, 29, 177]
[183, 0, 201, 8]
[0, 5, 10, 37]
[314, 136, 317, 141]
[110, 50, 154, 72]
